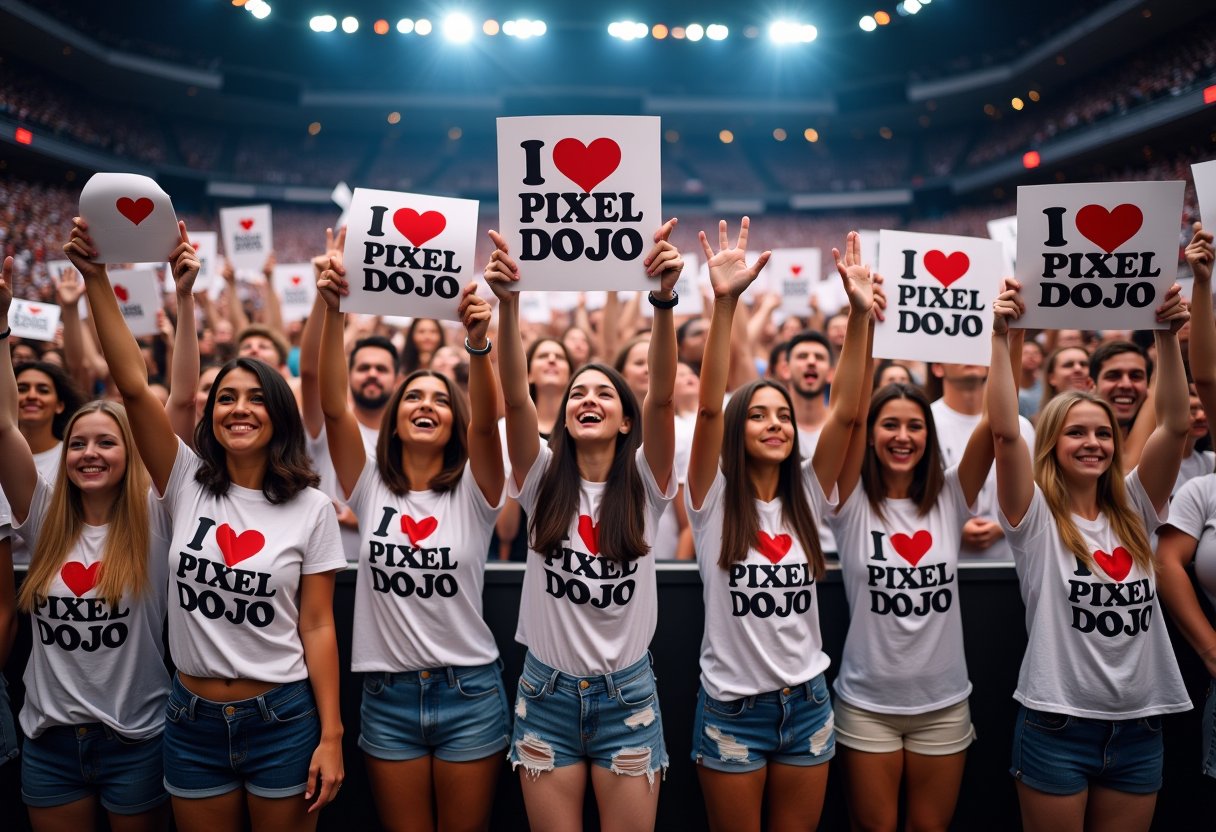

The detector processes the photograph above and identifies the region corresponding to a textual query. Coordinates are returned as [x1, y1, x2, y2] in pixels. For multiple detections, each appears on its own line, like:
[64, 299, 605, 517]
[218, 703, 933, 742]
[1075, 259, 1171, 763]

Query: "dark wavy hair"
[530, 363, 648, 564]
[377, 370, 469, 495]
[861, 382, 945, 520]
[526, 337, 575, 403]
[193, 357, 318, 503]
[401, 318, 446, 374]
[719, 380, 824, 577]
[15, 361, 87, 440]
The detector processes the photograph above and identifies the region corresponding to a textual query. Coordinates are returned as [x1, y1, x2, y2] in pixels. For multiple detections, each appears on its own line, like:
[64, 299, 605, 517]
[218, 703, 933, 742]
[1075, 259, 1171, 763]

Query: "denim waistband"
[171, 674, 310, 721]
[369, 659, 502, 688]
[522, 651, 654, 697]
[38, 722, 144, 742]
[729, 676, 822, 708]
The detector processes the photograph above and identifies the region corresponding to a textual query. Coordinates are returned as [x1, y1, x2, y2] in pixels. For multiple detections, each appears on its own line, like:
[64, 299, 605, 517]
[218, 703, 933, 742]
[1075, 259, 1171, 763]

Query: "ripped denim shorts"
[508, 651, 668, 786]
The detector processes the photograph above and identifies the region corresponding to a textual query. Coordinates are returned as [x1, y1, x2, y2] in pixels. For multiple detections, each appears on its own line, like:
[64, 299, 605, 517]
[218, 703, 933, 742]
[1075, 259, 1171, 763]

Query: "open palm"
[699, 217, 771, 300]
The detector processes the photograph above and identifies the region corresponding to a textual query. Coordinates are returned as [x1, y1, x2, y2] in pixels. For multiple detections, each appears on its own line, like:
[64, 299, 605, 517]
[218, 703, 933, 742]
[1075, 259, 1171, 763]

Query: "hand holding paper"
[1186, 223, 1214, 286]
[317, 250, 348, 311]
[1156, 283, 1189, 334]
[991, 279, 1026, 337]
[458, 283, 491, 348]
[645, 219, 684, 296]
[483, 230, 521, 303]
[63, 218, 108, 283]
[170, 221, 201, 297]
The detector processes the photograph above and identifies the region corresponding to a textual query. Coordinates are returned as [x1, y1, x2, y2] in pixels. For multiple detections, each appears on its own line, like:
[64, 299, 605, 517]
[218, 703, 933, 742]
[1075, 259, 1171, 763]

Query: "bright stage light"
[609, 20, 648, 41]
[443, 13, 474, 43]
[686, 23, 704, 42]
[706, 24, 728, 41]
[415, 18, 433, 35]
[505, 19, 546, 38]
[341, 16, 358, 33]
[769, 20, 816, 43]
[310, 15, 336, 32]
[859, 15, 878, 32]
[397, 18, 414, 33]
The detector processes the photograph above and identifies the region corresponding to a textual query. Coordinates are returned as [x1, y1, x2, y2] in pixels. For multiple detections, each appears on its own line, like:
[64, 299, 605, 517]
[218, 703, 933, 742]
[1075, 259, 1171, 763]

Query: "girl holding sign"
[988, 280, 1190, 831]
[683, 225, 877, 830]
[315, 255, 509, 831]
[0, 254, 174, 831]
[824, 276, 997, 832]
[485, 220, 682, 830]
[65, 219, 347, 832]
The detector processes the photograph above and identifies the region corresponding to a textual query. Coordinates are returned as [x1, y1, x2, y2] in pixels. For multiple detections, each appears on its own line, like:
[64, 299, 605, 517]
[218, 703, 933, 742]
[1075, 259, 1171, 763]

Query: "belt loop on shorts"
[604, 670, 619, 700]
[383, 672, 393, 688]
[800, 679, 815, 702]
[186, 694, 199, 721]
[256, 692, 272, 722]
[744, 695, 758, 710]
[545, 668, 560, 695]
[445, 666, 457, 687]
[101, 724, 116, 741]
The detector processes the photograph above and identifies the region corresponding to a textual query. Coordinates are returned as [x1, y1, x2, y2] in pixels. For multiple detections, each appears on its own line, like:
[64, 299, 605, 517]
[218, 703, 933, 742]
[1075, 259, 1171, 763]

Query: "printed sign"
[9, 298, 61, 342]
[275, 263, 317, 321]
[220, 204, 273, 272]
[187, 231, 219, 296]
[497, 115, 662, 291]
[767, 249, 823, 318]
[874, 230, 1004, 366]
[78, 172, 180, 265]
[332, 181, 352, 231]
[1195, 160, 1216, 229]
[986, 215, 1018, 278]
[1013, 182, 1185, 329]
[341, 188, 478, 320]
[518, 291, 552, 324]
[108, 268, 162, 337]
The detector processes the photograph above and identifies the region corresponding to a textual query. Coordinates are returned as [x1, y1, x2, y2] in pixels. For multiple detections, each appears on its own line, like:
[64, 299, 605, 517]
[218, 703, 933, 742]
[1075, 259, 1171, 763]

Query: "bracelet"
[464, 336, 492, 356]
[648, 290, 679, 310]
[0, 327, 10, 340]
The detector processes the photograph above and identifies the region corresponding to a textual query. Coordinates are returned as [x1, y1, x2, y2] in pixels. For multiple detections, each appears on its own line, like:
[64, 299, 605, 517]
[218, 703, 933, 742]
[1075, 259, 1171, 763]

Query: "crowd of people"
[0, 199, 1213, 832]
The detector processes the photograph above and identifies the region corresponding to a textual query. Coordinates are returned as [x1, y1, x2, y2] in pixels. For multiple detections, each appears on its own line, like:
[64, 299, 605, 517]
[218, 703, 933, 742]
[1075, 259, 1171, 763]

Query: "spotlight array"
[243, 0, 271, 20]
[609, 20, 735, 42]
[860, 0, 932, 31]
[768, 20, 817, 44]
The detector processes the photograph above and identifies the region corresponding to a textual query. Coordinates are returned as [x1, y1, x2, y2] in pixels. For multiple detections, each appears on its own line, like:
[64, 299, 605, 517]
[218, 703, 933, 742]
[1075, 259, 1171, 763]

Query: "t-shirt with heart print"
[1163, 474, 1216, 610]
[160, 438, 346, 683]
[13, 477, 171, 739]
[347, 457, 504, 671]
[999, 470, 1190, 719]
[826, 467, 976, 715]
[511, 444, 676, 676]
[687, 466, 835, 701]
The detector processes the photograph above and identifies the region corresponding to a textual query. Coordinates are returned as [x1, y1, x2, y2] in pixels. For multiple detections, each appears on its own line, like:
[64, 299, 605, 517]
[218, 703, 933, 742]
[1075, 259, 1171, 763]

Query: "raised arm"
[259, 253, 285, 335]
[53, 266, 94, 393]
[641, 219, 683, 492]
[221, 259, 251, 333]
[459, 284, 506, 503]
[166, 242, 201, 444]
[686, 218, 770, 509]
[1187, 224, 1216, 424]
[299, 228, 345, 440]
[1136, 285, 1190, 511]
[315, 252, 365, 500]
[0, 257, 39, 522]
[813, 232, 877, 502]
[1156, 526, 1216, 677]
[484, 231, 540, 487]
[987, 281, 1034, 525]
[66, 218, 183, 493]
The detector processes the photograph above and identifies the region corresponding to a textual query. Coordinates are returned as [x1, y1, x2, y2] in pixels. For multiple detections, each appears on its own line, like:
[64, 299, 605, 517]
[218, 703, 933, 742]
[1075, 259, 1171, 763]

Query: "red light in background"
[15, 128, 32, 145]
[374, 19, 390, 35]
[1023, 150, 1041, 169]
[1205, 85, 1216, 105]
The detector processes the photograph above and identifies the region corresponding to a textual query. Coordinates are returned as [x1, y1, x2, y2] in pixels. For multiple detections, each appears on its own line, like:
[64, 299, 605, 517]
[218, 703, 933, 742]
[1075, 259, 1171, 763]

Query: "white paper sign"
[8, 298, 61, 342]
[641, 253, 703, 317]
[766, 249, 823, 318]
[220, 204, 273, 272]
[108, 268, 162, 337]
[187, 231, 219, 296]
[341, 187, 479, 321]
[1194, 159, 1216, 229]
[857, 230, 881, 275]
[497, 115, 662, 292]
[275, 263, 317, 321]
[519, 292, 552, 324]
[986, 215, 1018, 278]
[874, 230, 1004, 366]
[78, 172, 180, 265]
[1013, 181, 1185, 330]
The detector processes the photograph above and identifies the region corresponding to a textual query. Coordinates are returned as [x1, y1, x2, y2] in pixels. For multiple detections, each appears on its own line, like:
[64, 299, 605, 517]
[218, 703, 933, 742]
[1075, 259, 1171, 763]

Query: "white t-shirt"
[511, 444, 676, 675]
[798, 425, 837, 556]
[14, 478, 171, 739]
[654, 415, 696, 559]
[1000, 470, 1191, 719]
[688, 467, 833, 701]
[9, 444, 62, 564]
[931, 400, 1035, 562]
[160, 438, 346, 682]
[309, 421, 380, 561]
[349, 457, 503, 671]
[1161, 474, 1216, 610]
[1173, 449, 1215, 497]
[827, 467, 975, 714]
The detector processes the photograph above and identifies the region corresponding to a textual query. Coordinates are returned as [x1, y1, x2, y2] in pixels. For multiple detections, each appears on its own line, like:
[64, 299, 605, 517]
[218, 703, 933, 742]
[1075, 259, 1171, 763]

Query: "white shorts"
[833, 698, 975, 756]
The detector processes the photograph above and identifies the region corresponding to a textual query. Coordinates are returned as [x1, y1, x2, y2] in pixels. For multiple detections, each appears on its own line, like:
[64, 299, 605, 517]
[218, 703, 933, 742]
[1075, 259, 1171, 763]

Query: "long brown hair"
[530, 364, 648, 564]
[861, 383, 945, 520]
[718, 380, 824, 577]
[1033, 391, 1154, 573]
[19, 401, 152, 610]
[376, 370, 469, 495]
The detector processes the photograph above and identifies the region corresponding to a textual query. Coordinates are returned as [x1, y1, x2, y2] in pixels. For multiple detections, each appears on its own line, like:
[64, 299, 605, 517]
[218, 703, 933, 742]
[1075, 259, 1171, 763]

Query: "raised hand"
[992, 278, 1025, 337]
[263, 251, 277, 282]
[645, 218, 684, 296]
[52, 264, 85, 307]
[1186, 222, 1214, 286]
[0, 256, 13, 318]
[832, 231, 876, 316]
[483, 230, 520, 302]
[1156, 283, 1189, 334]
[312, 226, 347, 279]
[168, 221, 201, 296]
[316, 250, 347, 311]
[458, 282, 492, 347]
[62, 217, 108, 282]
[222, 257, 236, 285]
[699, 216, 772, 300]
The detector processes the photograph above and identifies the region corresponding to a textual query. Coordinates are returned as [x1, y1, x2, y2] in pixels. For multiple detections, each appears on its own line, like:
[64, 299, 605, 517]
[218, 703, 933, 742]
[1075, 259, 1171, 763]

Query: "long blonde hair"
[1033, 391, 1154, 574]
[18, 401, 152, 611]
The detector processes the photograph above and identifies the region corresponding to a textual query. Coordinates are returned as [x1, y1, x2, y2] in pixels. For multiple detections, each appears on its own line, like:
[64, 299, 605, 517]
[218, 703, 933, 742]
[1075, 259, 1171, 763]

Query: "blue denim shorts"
[509, 651, 668, 784]
[22, 724, 167, 814]
[1010, 705, 1164, 795]
[359, 662, 510, 763]
[692, 675, 835, 773]
[163, 675, 320, 800]
[1203, 680, 1216, 779]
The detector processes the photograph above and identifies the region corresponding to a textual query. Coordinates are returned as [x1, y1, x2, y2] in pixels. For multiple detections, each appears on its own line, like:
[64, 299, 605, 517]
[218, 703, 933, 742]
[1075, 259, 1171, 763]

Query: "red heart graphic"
[890, 530, 933, 567]
[552, 138, 622, 194]
[790, 265, 803, 276]
[923, 250, 970, 288]
[215, 523, 265, 567]
[28, 305, 41, 314]
[115, 197, 154, 226]
[400, 515, 438, 546]
[756, 532, 793, 564]
[392, 208, 447, 248]
[61, 562, 102, 597]
[113, 284, 130, 302]
[192, 242, 201, 251]
[1093, 546, 1133, 582]
[577, 515, 600, 555]
[1074, 204, 1143, 254]
[290, 276, 302, 286]
[239, 218, 254, 231]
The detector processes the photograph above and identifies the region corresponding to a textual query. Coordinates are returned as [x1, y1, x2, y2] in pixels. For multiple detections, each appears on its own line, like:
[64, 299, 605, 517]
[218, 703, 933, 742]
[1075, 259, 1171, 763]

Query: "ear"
[930, 363, 945, 380]
[619, 415, 633, 435]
